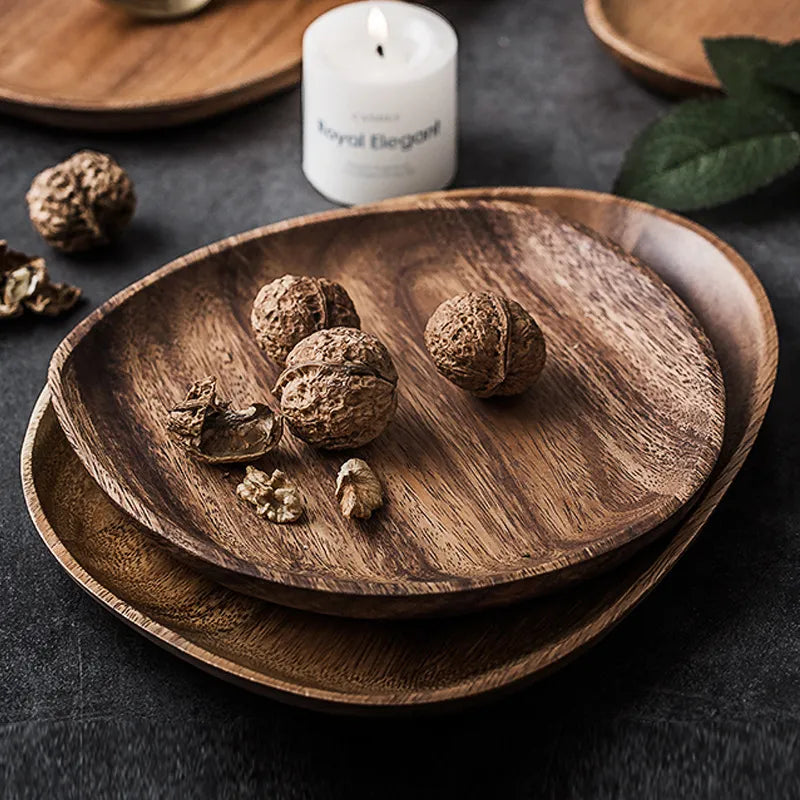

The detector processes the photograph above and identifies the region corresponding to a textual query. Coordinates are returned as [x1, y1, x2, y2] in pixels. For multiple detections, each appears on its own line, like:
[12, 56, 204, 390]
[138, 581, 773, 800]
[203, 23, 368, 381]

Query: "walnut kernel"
[274, 327, 398, 450]
[26, 150, 136, 252]
[424, 291, 546, 397]
[335, 459, 384, 519]
[236, 466, 304, 523]
[167, 377, 282, 463]
[251, 275, 360, 364]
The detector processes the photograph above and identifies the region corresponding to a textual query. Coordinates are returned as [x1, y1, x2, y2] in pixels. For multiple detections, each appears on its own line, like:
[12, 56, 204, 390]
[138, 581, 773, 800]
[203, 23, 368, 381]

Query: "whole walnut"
[26, 150, 136, 253]
[424, 291, 546, 397]
[251, 275, 360, 364]
[274, 327, 398, 449]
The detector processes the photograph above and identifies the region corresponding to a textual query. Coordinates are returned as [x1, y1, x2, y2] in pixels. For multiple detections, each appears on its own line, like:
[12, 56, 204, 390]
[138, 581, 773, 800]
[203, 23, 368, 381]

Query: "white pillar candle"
[302, 1, 458, 205]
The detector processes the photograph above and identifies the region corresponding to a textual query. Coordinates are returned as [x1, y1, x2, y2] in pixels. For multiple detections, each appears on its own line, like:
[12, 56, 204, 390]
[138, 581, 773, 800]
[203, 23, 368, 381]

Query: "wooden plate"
[48, 199, 725, 618]
[584, 0, 800, 95]
[0, 0, 345, 130]
[23, 188, 777, 710]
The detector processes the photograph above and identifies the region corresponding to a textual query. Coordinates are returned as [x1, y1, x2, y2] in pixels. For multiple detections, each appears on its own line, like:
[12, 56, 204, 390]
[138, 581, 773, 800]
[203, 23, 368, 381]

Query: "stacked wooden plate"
[22, 188, 777, 711]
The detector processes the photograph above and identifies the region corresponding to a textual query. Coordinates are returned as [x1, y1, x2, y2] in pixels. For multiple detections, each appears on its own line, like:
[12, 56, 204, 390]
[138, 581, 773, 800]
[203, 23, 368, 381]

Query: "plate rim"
[0, 61, 301, 115]
[47, 195, 727, 609]
[26, 187, 778, 708]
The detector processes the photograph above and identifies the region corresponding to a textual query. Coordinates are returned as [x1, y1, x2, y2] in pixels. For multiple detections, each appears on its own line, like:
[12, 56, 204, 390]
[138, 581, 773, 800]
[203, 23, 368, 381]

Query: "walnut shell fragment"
[274, 327, 398, 450]
[26, 150, 136, 253]
[0, 241, 81, 319]
[251, 275, 360, 364]
[237, 466, 304, 523]
[167, 376, 282, 464]
[336, 458, 384, 519]
[424, 291, 546, 397]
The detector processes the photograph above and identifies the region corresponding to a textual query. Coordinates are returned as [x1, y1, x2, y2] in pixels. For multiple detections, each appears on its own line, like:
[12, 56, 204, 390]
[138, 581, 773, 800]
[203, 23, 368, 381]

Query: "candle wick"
[377, 43, 384, 57]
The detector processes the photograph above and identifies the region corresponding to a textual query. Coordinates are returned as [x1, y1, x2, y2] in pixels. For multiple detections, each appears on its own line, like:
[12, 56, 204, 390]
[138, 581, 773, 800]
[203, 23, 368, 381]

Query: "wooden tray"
[584, 0, 800, 95]
[0, 0, 345, 130]
[23, 188, 777, 711]
[47, 199, 725, 618]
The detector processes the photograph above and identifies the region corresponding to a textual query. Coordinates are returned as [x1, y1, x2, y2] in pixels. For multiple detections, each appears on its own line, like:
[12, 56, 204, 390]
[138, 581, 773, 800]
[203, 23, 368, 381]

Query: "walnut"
[167, 376, 282, 463]
[274, 327, 398, 450]
[424, 292, 546, 397]
[335, 458, 383, 519]
[251, 275, 360, 364]
[26, 151, 136, 252]
[0, 241, 80, 319]
[236, 466, 304, 523]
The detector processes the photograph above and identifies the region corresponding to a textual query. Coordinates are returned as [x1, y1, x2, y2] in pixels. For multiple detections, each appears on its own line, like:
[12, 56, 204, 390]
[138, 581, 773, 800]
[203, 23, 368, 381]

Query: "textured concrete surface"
[1, 1, 799, 797]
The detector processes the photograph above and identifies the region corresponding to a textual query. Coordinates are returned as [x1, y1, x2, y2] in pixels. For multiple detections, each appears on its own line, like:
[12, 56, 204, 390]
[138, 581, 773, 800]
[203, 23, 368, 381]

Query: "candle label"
[317, 119, 441, 153]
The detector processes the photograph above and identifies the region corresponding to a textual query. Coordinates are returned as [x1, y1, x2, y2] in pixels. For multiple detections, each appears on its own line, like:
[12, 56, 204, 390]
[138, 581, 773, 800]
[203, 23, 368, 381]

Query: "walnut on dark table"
[26, 150, 136, 253]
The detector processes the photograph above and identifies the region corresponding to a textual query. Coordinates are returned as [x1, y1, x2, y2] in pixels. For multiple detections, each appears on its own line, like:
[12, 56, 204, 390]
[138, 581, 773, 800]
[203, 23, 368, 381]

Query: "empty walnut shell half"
[251, 275, 360, 364]
[424, 291, 546, 397]
[274, 327, 398, 450]
[167, 376, 283, 464]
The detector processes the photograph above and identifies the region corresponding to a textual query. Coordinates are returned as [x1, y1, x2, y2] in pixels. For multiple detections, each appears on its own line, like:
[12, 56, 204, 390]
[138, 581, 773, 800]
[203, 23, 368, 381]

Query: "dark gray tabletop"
[1, 1, 799, 797]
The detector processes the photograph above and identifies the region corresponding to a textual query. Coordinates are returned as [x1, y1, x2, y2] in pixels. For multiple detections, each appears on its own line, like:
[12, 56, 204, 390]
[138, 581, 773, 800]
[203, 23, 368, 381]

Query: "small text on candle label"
[317, 119, 441, 152]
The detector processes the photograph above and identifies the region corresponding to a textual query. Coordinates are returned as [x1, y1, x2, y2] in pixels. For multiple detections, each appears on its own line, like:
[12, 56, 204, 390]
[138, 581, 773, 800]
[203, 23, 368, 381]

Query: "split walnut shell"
[167, 376, 283, 464]
[0, 241, 81, 319]
[251, 275, 360, 364]
[274, 327, 398, 450]
[424, 291, 546, 397]
[26, 150, 136, 253]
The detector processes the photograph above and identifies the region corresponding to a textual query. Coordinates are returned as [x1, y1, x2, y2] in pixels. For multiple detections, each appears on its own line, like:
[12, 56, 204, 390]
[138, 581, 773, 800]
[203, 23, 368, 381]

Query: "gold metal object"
[98, 0, 213, 19]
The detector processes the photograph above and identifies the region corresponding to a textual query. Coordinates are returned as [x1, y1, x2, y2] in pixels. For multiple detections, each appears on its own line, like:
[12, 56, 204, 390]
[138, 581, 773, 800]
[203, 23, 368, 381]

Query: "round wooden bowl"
[47, 199, 725, 618]
[22, 188, 778, 711]
[584, 0, 800, 95]
[0, 0, 346, 130]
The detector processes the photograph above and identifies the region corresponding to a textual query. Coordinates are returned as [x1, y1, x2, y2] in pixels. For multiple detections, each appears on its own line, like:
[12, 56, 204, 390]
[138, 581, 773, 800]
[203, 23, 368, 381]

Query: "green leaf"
[703, 37, 800, 126]
[704, 37, 782, 97]
[760, 41, 800, 95]
[614, 98, 800, 211]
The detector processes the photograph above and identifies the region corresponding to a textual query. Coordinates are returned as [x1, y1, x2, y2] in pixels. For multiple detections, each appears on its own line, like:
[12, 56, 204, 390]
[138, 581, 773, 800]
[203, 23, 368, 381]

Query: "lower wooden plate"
[22, 188, 777, 711]
[0, 0, 345, 130]
[584, 0, 800, 95]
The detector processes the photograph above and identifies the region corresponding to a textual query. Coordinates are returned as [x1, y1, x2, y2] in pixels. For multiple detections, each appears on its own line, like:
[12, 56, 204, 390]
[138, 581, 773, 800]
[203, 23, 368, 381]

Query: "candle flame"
[367, 6, 389, 42]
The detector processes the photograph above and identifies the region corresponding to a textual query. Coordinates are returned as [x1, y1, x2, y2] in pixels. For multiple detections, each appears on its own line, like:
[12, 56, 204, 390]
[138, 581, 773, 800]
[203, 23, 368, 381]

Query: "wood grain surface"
[0, 0, 346, 130]
[24, 188, 778, 710]
[584, 0, 800, 95]
[48, 199, 725, 618]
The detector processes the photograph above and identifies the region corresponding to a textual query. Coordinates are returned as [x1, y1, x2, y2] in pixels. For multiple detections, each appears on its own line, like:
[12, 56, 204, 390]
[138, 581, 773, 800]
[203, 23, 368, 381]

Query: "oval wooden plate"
[48, 199, 725, 618]
[584, 0, 800, 95]
[0, 0, 345, 130]
[24, 188, 777, 710]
